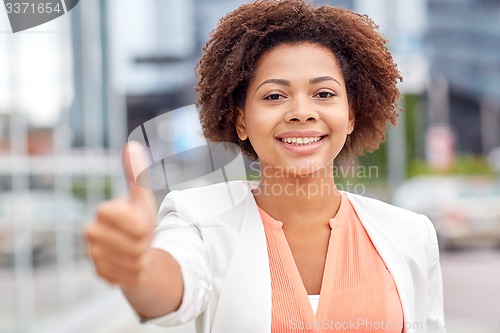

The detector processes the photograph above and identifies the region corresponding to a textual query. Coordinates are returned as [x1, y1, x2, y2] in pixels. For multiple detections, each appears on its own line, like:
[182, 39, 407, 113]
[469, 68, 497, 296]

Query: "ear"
[347, 107, 355, 135]
[235, 107, 248, 140]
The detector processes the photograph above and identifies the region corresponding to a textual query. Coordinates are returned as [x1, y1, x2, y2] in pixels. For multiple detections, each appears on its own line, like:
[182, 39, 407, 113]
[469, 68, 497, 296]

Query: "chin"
[280, 160, 335, 178]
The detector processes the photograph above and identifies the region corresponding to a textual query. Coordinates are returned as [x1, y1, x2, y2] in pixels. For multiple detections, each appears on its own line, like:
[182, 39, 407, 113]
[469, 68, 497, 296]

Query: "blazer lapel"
[211, 190, 272, 333]
[347, 193, 416, 333]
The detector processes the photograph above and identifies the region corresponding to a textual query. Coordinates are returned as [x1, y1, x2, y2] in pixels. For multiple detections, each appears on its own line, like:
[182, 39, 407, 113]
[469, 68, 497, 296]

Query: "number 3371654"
[5, 2, 62, 14]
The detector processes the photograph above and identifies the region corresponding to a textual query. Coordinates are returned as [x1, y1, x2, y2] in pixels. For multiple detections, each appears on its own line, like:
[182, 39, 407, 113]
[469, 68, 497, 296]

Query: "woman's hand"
[85, 142, 183, 318]
[85, 142, 157, 288]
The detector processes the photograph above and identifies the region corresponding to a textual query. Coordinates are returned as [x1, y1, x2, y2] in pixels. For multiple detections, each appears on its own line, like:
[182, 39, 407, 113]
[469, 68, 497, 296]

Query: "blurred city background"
[1, 0, 499, 332]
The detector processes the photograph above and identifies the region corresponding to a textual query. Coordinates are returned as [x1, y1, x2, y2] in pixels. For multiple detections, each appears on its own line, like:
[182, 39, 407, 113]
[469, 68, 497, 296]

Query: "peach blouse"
[257, 192, 404, 333]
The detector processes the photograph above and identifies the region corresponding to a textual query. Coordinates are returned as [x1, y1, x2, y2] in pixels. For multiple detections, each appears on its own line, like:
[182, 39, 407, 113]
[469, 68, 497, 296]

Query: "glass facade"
[428, 0, 500, 101]
[427, 0, 500, 153]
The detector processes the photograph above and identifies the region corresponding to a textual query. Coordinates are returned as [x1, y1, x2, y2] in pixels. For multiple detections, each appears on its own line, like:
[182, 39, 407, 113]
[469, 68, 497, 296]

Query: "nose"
[285, 98, 318, 123]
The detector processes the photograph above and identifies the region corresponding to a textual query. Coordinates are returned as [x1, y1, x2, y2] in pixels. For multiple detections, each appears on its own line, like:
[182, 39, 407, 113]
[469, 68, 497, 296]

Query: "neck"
[253, 164, 341, 227]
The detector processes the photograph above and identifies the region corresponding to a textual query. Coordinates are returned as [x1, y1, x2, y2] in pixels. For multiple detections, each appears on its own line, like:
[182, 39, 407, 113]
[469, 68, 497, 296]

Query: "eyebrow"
[255, 78, 290, 92]
[255, 76, 341, 92]
[309, 76, 341, 86]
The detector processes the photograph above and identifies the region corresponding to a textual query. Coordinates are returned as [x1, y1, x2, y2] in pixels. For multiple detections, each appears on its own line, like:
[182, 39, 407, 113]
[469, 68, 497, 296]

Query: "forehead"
[252, 42, 344, 80]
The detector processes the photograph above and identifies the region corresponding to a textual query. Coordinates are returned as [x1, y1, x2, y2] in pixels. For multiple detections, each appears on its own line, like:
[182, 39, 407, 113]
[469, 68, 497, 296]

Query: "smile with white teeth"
[279, 136, 323, 145]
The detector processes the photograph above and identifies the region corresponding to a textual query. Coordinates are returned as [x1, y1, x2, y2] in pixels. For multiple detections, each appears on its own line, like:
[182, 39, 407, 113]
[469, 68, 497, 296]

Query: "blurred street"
[440, 246, 500, 333]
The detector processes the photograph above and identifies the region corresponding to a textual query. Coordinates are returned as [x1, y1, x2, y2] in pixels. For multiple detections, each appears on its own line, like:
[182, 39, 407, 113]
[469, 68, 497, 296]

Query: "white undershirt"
[308, 295, 320, 315]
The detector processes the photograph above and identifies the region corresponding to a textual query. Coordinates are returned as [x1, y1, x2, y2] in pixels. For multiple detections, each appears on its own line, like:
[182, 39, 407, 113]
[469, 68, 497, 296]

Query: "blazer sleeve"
[422, 214, 446, 332]
[141, 191, 212, 327]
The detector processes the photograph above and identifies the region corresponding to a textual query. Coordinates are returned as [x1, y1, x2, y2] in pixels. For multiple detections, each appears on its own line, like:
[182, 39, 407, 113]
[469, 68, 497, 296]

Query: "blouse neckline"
[256, 191, 350, 230]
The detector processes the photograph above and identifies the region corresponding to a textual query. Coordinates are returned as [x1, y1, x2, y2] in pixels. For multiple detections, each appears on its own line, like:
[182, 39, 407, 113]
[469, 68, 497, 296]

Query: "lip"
[275, 130, 328, 139]
[275, 134, 328, 155]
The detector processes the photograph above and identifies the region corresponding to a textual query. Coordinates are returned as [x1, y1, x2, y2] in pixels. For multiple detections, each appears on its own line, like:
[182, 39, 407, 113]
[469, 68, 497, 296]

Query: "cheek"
[328, 113, 350, 131]
[245, 112, 274, 136]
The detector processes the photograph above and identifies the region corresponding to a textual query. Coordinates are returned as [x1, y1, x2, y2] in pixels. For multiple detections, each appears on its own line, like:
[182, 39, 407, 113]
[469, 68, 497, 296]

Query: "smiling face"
[236, 42, 355, 176]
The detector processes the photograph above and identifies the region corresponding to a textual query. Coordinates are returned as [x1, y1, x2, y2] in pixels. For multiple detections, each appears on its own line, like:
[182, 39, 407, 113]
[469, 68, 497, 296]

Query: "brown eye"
[265, 93, 283, 100]
[315, 91, 335, 98]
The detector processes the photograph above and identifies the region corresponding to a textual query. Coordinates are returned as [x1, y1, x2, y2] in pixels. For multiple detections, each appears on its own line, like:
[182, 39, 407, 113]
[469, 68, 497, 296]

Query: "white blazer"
[146, 181, 445, 333]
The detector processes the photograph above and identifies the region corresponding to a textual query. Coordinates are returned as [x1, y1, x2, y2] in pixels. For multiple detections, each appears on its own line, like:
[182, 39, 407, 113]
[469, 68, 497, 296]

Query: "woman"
[85, 1, 446, 332]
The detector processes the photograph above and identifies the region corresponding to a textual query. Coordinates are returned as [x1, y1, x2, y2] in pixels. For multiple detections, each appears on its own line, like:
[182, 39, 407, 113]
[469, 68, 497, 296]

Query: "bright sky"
[0, 8, 73, 127]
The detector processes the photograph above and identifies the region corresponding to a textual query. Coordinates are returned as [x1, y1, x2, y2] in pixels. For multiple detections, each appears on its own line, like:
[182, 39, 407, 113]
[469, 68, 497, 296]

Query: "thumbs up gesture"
[85, 142, 157, 287]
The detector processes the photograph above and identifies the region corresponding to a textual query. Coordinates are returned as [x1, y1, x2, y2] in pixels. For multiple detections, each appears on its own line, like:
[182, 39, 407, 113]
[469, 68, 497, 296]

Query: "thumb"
[122, 141, 155, 208]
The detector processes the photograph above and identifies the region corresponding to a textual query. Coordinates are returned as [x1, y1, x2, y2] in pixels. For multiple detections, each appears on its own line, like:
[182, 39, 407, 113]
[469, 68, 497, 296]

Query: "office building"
[427, 0, 500, 154]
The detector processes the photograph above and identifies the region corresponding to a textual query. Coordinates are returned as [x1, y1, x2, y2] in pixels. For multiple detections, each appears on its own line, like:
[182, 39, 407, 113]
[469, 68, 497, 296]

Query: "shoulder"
[346, 191, 422, 220]
[345, 191, 438, 246]
[158, 180, 254, 222]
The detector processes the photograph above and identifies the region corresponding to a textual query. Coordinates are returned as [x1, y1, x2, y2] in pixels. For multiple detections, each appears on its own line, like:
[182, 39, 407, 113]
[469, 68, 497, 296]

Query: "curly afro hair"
[195, 0, 402, 160]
